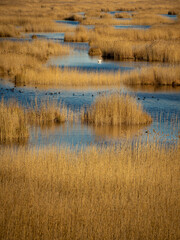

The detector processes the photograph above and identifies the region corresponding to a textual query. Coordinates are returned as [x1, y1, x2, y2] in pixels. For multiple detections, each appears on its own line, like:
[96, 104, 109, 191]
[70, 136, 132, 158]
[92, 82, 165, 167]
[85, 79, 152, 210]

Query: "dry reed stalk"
[81, 93, 152, 126]
[0, 100, 29, 143]
[0, 142, 179, 239]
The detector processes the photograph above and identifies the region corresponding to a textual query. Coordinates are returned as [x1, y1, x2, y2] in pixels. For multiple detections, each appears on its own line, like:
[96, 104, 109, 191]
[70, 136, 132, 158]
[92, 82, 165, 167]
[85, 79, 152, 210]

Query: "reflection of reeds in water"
[81, 93, 152, 126]
[92, 124, 144, 139]
[0, 100, 29, 143]
[0, 141, 179, 240]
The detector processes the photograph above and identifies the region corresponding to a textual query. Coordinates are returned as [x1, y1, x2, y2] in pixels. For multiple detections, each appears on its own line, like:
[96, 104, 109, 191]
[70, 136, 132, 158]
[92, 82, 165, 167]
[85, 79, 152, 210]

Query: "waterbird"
[98, 59, 102, 64]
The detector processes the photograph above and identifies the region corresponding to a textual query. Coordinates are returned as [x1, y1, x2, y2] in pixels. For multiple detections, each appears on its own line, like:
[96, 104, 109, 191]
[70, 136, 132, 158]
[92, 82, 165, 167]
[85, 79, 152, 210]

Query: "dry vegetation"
[0, 142, 179, 240]
[0, 99, 72, 143]
[27, 100, 71, 126]
[0, 40, 70, 78]
[0, 1, 180, 239]
[0, 100, 29, 143]
[64, 26, 89, 42]
[81, 93, 152, 126]
[89, 38, 180, 63]
[14, 65, 180, 87]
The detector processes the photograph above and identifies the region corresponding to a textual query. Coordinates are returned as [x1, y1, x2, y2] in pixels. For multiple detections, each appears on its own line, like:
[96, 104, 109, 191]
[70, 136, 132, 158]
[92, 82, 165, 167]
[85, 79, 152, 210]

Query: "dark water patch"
[56, 20, 79, 26]
[115, 25, 150, 29]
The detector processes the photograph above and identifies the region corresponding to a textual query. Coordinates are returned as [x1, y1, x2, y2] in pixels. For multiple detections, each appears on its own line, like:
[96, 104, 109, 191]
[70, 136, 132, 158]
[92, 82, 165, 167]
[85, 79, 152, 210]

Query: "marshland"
[0, 0, 180, 239]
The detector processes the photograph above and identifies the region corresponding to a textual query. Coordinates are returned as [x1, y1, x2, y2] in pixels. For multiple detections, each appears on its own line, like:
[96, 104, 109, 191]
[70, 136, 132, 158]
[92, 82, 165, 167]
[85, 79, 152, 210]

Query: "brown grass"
[14, 65, 180, 87]
[0, 16, 75, 34]
[0, 141, 179, 239]
[27, 100, 70, 126]
[64, 26, 89, 42]
[94, 25, 180, 41]
[0, 40, 70, 77]
[81, 93, 152, 126]
[115, 12, 132, 19]
[0, 24, 20, 37]
[125, 66, 180, 86]
[0, 99, 73, 143]
[0, 100, 29, 143]
[91, 39, 180, 63]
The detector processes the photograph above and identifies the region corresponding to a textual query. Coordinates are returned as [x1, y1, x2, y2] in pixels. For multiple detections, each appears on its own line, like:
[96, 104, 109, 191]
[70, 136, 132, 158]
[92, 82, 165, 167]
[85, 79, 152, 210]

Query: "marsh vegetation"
[0, 0, 180, 239]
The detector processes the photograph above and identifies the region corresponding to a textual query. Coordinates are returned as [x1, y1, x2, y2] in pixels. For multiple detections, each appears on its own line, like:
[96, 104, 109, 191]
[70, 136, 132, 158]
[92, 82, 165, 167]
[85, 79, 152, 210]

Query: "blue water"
[55, 20, 79, 26]
[161, 14, 177, 20]
[1, 77, 179, 147]
[115, 25, 150, 29]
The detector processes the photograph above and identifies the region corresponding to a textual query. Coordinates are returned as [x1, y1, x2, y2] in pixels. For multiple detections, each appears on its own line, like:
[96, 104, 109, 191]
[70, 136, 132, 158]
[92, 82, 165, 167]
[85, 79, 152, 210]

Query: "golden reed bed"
[0, 141, 179, 240]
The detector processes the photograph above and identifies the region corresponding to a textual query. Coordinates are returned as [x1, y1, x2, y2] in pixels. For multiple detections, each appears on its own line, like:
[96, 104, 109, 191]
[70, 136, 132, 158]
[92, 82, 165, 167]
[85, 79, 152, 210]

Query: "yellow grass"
[94, 25, 180, 41]
[0, 24, 20, 37]
[14, 65, 180, 87]
[0, 142, 179, 239]
[125, 66, 180, 86]
[0, 100, 29, 143]
[64, 26, 89, 42]
[91, 39, 180, 63]
[0, 40, 70, 77]
[115, 12, 132, 19]
[0, 16, 75, 34]
[117, 13, 175, 25]
[0, 99, 73, 143]
[81, 93, 152, 126]
[27, 100, 70, 126]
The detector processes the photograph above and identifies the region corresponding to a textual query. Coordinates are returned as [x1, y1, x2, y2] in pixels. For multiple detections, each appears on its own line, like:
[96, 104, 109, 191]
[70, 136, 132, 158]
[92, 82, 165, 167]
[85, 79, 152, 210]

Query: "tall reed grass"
[0, 100, 29, 143]
[27, 100, 70, 126]
[92, 39, 180, 63]
[0, 141, 179, 239]
[81, 93, 152, 126]
[0, 99, 73, 143]
[64, 26, 89, 42]
[0, 40, 70, 77]
[16, 66, 180, 87]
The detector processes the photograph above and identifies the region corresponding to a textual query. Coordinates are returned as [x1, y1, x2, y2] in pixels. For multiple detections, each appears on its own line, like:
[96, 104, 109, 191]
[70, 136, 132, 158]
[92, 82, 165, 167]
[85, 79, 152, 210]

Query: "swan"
[98, 59, 102, 64]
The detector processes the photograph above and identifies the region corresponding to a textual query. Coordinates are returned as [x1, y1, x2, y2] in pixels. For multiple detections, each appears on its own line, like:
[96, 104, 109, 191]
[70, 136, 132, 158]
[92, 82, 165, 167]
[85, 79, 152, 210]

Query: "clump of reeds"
[91, 39, 180, 63]
[64, 14, 84, 22]
[0, 24, 20, 37]
[0, 99, 74, 143]
[88, 46, 102, 56]
[81, 93, 152, 126]
[64, 26, 89, 42]
[15, 65, 180, 87]
[0, 142, 179, 239]
[27, 100, 69, 126]
[115, 12, 131, 18]
[0, 40, 70, 78]
[125, 66, 180, 86]
[0, 100, 29, 143]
